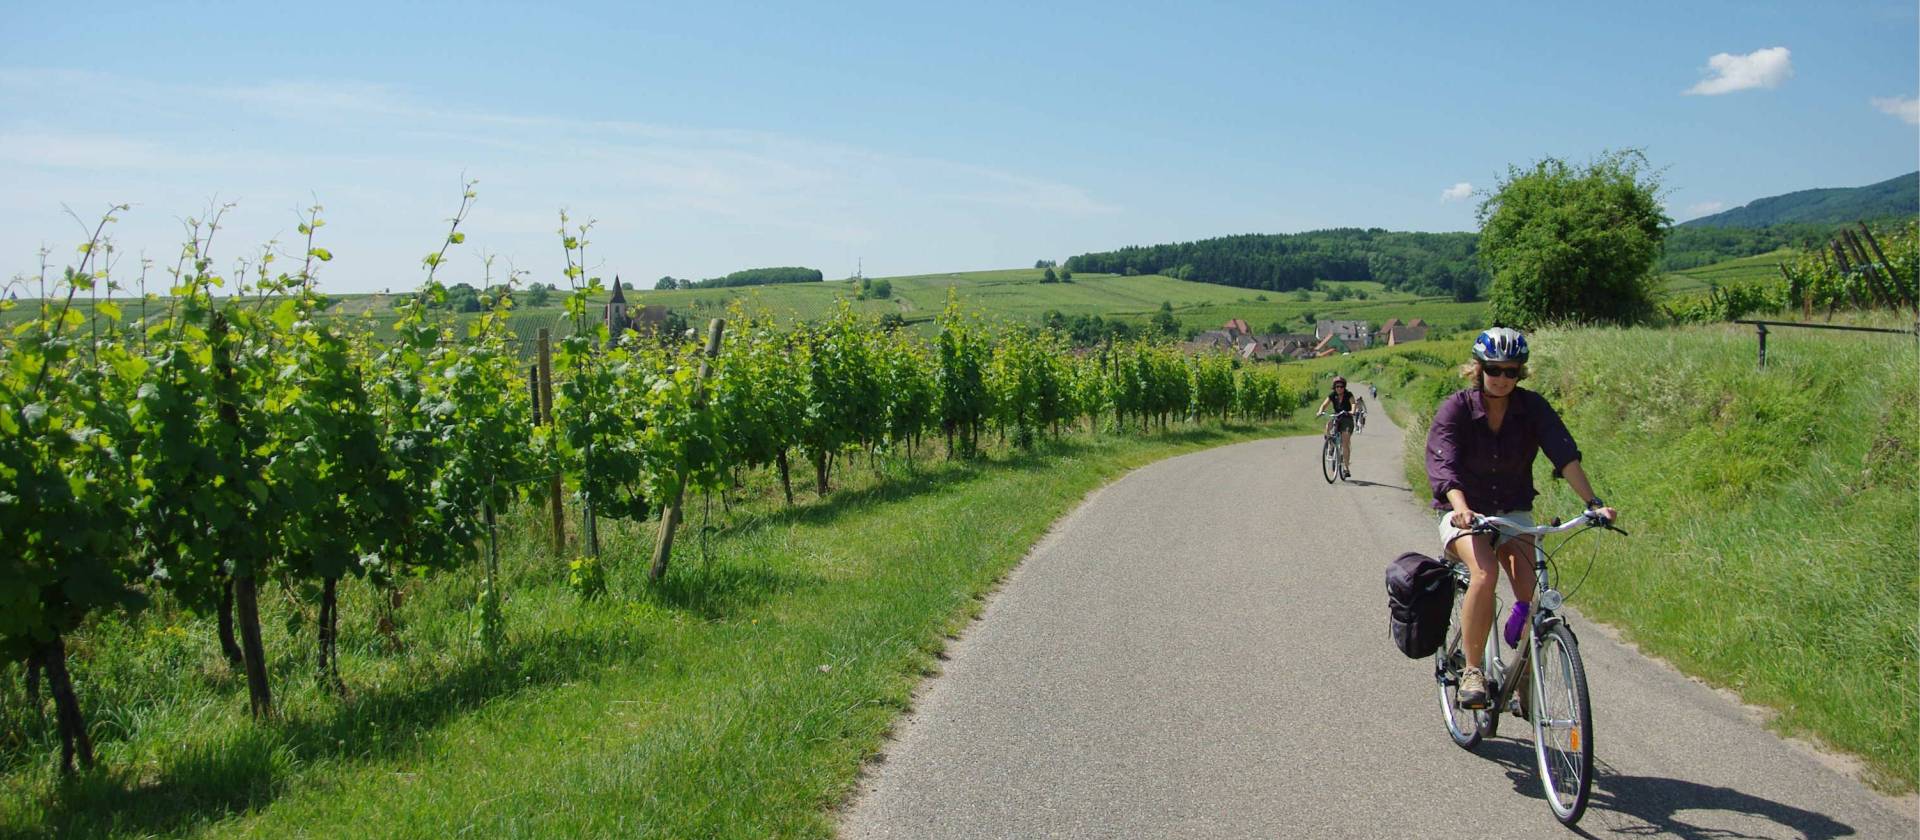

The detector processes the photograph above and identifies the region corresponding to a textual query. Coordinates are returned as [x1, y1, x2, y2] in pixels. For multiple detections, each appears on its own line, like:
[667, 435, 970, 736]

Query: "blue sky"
[2, 1, 1915, 294]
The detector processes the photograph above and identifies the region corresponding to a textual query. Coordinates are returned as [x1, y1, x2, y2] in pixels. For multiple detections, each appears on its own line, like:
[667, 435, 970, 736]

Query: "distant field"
[612, 271, 1481, 337]
[1662, 249, 1797, 295]
[4, 269, 1488, 345]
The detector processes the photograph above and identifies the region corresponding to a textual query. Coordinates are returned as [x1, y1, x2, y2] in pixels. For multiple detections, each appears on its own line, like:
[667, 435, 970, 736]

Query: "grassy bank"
[1369, 322, 1918, 791]
[1, 420, 1309, 838]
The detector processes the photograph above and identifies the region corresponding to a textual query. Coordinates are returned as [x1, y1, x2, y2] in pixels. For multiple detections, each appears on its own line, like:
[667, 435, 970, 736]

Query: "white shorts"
[1437, 510, 1534, 559]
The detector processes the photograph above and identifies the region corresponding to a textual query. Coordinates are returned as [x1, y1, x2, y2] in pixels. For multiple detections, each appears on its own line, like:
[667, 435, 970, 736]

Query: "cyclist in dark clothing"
[1425, 328, 1618, 709]
[1315, 376, 1359, 473]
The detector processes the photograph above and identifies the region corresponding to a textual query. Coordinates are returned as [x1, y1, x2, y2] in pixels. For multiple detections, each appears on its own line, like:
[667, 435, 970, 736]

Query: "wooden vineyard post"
[650, 318, 725, 582]
[1856, 224, 1917, 317]
[538, 328, 565, 556]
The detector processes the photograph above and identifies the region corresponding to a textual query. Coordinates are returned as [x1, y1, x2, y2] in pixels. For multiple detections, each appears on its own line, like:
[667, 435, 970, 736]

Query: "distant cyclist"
[1315, 376, 1359, 473]
[1425, 328, 1618, 709]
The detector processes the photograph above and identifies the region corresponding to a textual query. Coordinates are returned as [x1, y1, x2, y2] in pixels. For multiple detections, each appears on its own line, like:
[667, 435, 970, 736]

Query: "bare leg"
[1339, 428, 1353, 468]
[1501, 536, 1537, 604]
[1455, 533, 1501, 670]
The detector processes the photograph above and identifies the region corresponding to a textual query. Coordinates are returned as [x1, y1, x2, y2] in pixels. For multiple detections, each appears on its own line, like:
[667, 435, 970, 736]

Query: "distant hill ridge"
[1682, 172, 1917, 228]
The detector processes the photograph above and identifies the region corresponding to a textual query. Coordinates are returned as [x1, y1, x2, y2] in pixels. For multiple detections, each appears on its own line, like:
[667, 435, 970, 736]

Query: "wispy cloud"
[0, 69, 1120, 291]
[1684, 47, 1792, 95]
[1439, 182, 1472, 202]
[1685, 200, 1727, 217]
[1870, 95, 1919, 124]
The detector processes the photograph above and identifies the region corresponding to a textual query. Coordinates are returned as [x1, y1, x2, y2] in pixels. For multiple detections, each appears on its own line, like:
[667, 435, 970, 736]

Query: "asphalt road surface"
[841, 395, 1916, 839]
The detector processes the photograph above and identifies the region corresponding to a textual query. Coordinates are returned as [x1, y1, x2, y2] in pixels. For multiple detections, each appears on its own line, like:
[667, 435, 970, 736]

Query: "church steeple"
[605, 276, 629, 338]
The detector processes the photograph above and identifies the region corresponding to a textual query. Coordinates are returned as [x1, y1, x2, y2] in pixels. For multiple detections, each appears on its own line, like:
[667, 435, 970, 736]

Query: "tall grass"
[1386, 323, 1918, 791]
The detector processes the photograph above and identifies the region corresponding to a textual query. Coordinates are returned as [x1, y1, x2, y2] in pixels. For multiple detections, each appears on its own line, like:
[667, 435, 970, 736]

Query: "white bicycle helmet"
[1471, 327, 1529, 365]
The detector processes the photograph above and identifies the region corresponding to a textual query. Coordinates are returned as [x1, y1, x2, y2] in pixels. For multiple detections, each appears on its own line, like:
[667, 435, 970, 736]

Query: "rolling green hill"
[1661, 249, 1798, 295]
[1681, 171, 1917, 228]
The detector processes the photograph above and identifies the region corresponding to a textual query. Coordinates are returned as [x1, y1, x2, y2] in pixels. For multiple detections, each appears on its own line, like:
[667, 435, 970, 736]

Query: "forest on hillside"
[1679, 171, 1917, 229]
[1064, 229, 1486, 300]
[1068, 216, 1910, 295]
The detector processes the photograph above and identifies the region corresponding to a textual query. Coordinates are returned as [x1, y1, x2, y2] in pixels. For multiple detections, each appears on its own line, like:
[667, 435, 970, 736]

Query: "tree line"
[1065, 207, 1910, 309]
[1065, 229, 1487, 300]
[666, 266, 824, 289]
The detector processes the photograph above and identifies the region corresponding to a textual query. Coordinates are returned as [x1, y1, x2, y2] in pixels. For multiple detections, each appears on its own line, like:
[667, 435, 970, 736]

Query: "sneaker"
[1458, 666, 1489, 709]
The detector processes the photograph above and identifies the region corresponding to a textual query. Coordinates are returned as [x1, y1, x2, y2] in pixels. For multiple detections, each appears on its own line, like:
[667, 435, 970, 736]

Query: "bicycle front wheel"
[1531, 622, 1594, 825]
[1321, 436, 1338, 484]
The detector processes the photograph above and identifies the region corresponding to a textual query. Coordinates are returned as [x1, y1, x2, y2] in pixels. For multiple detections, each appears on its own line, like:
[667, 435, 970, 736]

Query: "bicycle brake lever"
[1605, 524, 1631, 537]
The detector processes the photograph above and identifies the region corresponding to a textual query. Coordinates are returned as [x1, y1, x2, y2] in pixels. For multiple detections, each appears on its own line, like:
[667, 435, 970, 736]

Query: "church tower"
[605, 276, 629, 336]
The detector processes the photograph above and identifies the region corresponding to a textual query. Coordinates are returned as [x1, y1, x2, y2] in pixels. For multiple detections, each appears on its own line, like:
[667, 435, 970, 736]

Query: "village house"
[1312, 333, 1356, 357]
[1380, 317, 1429, 346]
[1315, 319, 1371, 348]
[1191, 329, 1236, 350]
[1249, 332, 1318, 360]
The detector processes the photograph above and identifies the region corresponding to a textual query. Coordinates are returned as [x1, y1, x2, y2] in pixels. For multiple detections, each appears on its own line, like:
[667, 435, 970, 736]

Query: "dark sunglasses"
[1483, 366, 1522, 379]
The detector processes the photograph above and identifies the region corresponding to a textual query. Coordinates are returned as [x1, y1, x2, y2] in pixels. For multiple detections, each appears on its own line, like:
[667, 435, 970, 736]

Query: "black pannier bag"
[1386, 551, 1455, 659]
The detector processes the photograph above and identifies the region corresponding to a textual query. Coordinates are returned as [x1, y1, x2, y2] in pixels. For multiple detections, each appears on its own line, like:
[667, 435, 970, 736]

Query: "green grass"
[0, 419, 1313, 838]
[1662, 249, 1799, 295]
[1377, 323, 1918, 791]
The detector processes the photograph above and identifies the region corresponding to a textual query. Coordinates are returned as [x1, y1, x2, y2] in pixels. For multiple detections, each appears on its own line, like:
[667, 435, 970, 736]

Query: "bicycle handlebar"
[1471, 511, 1628, 537]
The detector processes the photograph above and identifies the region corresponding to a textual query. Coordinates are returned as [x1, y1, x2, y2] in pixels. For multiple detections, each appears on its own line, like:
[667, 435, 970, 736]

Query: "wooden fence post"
[650, 318, 725, 582]
[538, 328, 564, 556]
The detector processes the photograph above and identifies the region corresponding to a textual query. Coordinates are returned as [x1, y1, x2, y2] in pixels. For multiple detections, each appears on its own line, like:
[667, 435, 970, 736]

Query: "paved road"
[842, 397, 1917, 839]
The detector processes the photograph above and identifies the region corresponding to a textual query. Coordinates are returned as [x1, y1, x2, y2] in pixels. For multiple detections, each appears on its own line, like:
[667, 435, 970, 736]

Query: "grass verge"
[1, 419, 1308, 838]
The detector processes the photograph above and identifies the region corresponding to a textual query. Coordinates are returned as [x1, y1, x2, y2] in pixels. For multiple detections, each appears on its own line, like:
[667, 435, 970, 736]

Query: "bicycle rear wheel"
[1321, 436, 1338, 484]
[1435, 583, 1488, 749]
[1531, 622, 1594, 825]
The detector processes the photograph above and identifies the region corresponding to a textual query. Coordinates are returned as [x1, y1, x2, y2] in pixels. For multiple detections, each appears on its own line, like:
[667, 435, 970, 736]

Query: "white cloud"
[1870, 95, 1920, 124]
[1684, 47, 1793, 95]
[1685, 200, 1727, 217]
[1440, 182, 1473, 202]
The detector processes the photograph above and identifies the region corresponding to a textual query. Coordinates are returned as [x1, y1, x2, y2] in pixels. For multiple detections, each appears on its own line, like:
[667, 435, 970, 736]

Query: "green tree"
[1041, 267, 1058, 283]
[1477, 150, 1669, 327]
[1150, 301, 1178, 337]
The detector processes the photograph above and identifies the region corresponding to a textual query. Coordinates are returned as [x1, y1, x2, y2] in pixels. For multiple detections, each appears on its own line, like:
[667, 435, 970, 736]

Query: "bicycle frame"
[1318, 409, 1354, 439]
[1436, 514, 1595, 708]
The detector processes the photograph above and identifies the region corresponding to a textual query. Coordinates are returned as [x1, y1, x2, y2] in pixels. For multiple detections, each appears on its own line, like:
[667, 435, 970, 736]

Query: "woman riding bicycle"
[1315, 376, 1359, 474]
[1426, 328, 1617, 709]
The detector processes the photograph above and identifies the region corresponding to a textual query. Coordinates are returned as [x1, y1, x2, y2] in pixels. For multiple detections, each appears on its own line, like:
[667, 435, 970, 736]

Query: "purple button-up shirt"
[1426, 387, 1582, 512]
